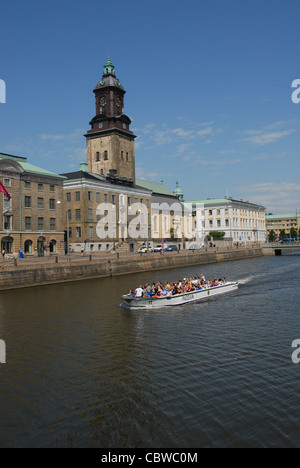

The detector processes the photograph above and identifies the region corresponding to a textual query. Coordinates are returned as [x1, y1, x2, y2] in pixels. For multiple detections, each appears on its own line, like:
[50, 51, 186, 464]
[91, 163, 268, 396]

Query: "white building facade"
[184, 197, 266, 245]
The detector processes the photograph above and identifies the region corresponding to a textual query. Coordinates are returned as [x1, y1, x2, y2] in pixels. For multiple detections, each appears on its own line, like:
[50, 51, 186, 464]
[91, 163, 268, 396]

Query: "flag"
[0, 181, 11, 201]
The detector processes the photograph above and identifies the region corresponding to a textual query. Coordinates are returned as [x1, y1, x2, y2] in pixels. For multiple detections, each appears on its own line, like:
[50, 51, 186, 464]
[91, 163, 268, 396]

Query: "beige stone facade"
[62, 166, 152, 253]
[266, 214, 300, 240]
[86, 132, 135, 182]
[0, 154, 65, 256]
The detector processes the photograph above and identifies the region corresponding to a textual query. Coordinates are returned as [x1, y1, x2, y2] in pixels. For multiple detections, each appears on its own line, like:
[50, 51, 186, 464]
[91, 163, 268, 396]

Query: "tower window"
[96, 152, 100, 162]
[104, 151, 108, 161]
[121, 151, 124, 161]
[126, 152, 129, 161]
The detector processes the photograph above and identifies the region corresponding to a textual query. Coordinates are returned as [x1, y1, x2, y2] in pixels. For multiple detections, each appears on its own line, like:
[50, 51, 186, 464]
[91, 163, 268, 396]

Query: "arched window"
[24, 240, 32, 254]
[49, 240, 56, 253]
[104, 151, 108, 161]
[96, 152, 100, 162]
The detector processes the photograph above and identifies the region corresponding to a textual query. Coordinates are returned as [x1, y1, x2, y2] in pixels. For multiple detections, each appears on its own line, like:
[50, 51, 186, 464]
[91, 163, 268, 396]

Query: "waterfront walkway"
[0, 244, 261, 271]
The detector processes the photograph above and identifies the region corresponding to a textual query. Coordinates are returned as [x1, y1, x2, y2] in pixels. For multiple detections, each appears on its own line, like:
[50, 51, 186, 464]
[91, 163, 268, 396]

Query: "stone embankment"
[0, 247, 263, 292]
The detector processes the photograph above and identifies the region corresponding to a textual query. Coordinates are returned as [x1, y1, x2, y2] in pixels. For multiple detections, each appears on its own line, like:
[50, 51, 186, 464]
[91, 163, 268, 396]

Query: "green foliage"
[205, 231, 226, 241]
[268, 230, 277, 242]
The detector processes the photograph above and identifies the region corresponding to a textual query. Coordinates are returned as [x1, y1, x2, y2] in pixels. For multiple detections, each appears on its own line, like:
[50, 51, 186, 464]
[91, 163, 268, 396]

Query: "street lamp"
[57, 199, 71, 262]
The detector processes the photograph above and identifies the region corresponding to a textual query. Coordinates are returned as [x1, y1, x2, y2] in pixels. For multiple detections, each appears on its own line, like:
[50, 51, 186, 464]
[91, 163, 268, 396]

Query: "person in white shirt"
[135, 287, 144, 297]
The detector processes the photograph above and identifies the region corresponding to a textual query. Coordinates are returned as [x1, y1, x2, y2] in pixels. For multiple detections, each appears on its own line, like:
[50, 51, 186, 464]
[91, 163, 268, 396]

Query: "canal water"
[0, 255, 300, 448]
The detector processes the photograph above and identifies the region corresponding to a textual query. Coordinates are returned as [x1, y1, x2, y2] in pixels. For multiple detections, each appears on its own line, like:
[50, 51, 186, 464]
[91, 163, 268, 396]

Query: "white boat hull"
[121, 282, 239, 309]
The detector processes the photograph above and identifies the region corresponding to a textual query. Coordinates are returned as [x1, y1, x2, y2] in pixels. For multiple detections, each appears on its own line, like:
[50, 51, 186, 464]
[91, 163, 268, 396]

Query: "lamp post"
[57, 199, 70, 262]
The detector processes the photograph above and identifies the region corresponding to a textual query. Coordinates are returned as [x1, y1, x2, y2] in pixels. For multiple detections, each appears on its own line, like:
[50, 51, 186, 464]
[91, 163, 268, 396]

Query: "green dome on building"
[173, 181, 184, 202]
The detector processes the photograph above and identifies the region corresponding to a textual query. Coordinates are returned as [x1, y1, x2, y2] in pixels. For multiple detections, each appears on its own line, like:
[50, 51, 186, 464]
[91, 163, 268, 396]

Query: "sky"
[1, 0, 300, 213]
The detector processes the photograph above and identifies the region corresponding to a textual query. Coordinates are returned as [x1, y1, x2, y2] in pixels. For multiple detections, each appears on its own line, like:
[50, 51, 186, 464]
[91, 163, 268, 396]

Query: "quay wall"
[0, 248, 263, 292]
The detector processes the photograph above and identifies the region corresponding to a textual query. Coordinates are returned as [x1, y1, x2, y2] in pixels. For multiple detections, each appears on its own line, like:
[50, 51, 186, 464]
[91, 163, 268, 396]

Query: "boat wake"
[238, 276, 255, 286]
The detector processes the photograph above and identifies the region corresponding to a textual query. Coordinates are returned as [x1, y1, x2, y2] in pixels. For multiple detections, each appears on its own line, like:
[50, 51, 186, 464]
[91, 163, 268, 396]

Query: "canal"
[0, 255, 300, 447]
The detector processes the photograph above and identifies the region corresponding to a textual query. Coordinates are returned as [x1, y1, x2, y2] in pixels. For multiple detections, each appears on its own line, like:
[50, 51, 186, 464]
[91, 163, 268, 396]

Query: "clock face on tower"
[100, 96, 106, 107]
[116, 96, 121, 108]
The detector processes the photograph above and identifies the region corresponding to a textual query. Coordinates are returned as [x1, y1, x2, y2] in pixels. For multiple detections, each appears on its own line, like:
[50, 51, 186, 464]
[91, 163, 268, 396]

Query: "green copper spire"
[103, 55, 115, 76]
[173, 181, 184, 202]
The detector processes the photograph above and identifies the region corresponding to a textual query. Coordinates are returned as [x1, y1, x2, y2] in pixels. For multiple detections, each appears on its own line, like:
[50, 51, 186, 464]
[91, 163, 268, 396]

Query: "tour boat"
[121, 281, 239, 309]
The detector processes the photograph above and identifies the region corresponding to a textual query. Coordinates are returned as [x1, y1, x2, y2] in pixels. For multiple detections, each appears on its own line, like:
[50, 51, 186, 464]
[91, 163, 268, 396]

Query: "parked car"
[138, 247, 153, 253]
[153, 245, 167, 252]
[189, 244, 202, 251]
[166, 245, 178, 251]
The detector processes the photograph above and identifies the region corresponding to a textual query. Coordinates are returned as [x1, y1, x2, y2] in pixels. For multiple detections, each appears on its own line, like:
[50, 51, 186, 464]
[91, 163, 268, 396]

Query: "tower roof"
[173, 181, 184, 201]
[94, 56, 124, 91]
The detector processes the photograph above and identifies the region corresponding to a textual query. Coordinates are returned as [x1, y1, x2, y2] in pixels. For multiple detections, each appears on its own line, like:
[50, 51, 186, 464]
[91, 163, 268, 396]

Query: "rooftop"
[0, 152, 66, 179]
[184, 197, 266, 209]
[136, 179, 177, 198]
[266, 213, 300, 220]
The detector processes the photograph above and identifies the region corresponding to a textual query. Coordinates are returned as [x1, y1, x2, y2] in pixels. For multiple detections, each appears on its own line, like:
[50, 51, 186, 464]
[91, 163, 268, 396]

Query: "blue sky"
[1, 0, 300, 213]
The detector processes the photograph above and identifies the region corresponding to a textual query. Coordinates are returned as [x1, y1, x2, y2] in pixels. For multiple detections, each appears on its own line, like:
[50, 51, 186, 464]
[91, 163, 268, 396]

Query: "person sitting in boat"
[128, 289, 136, 296]
[135, 286, 144, 297]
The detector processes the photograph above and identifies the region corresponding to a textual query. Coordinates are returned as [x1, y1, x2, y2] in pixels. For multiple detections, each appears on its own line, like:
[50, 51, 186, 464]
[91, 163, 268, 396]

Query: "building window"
[25, 181, 31, 189]
[88, 209, 93, 220]
[89, 227, 94, 238]
[49, 199, 55, 210]
[3, 178, 11, 187]
[38, 198, 44, 209]
[209, 210, 213, 216]
[104, 151, 108, 161]
[3, 215, 12, 230]
[96, 193, 100, 203]
[25, 217, 31, 230]
[76, 227, 81, 238]
[38, 184, 43, 191]
[25, 196, 31, 208]
[75, 209, 81, 220]
[50, 218, 56, 231]
[104, 194, 108, 203]
[121, 151, 124, 161]
[50, 185, 55, 192]
[88, 191, 93, 201]
[3, 195, 11, 208]
[67, 210, 71, 221]
[49, 240, 56, 253]
[66, 192, 71, 202]
[96, 152, 100, 162]
[112, 195, 116, 205]
[128, 197, 132, 206]
[126, 152, 129, 161]
[38, 217, 44, 231]
[75, 191, 80, 202]
[24, 240, 32, 254]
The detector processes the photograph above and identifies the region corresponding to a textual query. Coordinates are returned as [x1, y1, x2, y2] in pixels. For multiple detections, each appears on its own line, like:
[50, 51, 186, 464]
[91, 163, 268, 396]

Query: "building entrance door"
[37, 237, 46, 257]
[1, 236, 13, 254]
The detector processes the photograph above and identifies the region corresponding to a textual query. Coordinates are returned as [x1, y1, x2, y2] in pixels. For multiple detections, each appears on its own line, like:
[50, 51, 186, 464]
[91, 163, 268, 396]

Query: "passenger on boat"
[128, 276, 227, 297]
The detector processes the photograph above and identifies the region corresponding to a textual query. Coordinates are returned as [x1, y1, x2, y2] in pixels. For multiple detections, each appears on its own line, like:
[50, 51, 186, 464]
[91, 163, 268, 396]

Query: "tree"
[205, 231, 226, 241]
[290, 227, 297, 239]
[268, 230, 277, 242]
[279, 229, 286, 240]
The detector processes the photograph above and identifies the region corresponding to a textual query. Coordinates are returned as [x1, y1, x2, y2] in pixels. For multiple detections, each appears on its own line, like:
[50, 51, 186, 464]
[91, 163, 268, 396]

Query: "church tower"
[85, 57, 136, 182]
